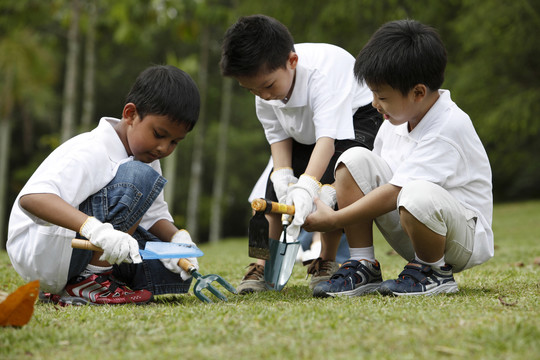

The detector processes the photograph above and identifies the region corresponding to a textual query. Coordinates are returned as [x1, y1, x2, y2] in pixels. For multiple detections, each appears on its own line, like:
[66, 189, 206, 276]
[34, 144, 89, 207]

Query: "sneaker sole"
[327, 283, 382, 298]
[237, 280, 267, 295]
[378, 282, 459, 296]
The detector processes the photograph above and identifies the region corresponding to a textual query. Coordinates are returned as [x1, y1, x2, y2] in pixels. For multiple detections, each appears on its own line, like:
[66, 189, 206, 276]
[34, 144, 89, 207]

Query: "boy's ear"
[288, 52, 298, 70]
[122, 103, 138, 124]
[412, 84, 427, 101]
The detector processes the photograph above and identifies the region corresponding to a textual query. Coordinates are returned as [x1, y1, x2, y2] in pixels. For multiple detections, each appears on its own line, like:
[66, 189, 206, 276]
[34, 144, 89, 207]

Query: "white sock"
[415, 254, 445, 269]
[349, 246, 375, 263]
[80, 264, 112, 277]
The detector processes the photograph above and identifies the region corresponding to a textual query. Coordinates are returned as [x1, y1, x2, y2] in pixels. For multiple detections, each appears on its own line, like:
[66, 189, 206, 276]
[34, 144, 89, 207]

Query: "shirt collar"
[94, 117, 130, 163]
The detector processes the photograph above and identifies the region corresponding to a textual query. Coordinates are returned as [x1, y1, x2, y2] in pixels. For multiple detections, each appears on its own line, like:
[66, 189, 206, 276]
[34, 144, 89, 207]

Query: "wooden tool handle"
[72, 239, 196, 271]
[177, 258, 197, 274]
[72, 238, 103, 252]
[251, 198, 295, 215]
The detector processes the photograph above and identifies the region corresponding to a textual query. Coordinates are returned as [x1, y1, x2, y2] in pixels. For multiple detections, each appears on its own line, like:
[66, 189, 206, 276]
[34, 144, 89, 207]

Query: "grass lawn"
[1, 200, 539, 360]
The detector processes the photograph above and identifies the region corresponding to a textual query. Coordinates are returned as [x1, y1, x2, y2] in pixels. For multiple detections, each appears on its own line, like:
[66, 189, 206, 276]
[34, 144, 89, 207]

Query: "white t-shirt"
[373, 90, 494, 267]
[256, 43, 373, 145]
[7, 118, 173, 293]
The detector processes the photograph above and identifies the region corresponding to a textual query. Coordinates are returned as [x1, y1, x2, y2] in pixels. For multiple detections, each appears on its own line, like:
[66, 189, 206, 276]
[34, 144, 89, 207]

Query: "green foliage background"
[1, 0, 539, 242]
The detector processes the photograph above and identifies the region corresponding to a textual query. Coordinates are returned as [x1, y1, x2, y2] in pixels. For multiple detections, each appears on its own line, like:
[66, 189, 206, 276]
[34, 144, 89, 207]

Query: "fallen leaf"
[498, 296, 518, 307]
[0, 280, 40, 327]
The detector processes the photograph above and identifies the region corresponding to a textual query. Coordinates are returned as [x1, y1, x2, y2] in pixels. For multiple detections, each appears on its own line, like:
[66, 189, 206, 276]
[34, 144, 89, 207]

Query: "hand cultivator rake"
[71, 239, 237, 303]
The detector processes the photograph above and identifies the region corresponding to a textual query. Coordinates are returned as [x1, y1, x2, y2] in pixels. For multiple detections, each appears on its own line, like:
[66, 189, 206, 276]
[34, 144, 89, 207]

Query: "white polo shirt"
[7, 118, 173, 293]
[373, 90, 494, 267]
[256, 43, 373, 145]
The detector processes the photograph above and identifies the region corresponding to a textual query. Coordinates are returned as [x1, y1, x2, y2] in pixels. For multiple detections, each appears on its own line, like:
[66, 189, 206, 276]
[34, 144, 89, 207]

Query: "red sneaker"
[65, 271, 153, 305]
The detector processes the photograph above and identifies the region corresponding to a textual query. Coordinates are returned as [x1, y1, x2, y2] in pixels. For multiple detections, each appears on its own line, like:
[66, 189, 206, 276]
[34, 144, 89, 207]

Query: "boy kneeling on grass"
[304, 20, 494, 297]
[7, 65, 201, 305]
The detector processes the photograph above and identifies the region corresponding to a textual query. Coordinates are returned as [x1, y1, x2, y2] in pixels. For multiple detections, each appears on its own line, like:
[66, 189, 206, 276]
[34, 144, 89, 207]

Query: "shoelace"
[243, 263, 264, 280]
[306, 258, 334, 276]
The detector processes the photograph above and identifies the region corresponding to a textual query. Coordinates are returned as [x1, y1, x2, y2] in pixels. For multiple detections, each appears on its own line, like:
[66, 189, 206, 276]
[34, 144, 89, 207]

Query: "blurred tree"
[0, 29, 58, 248]
[60, 0, 81, 143]
[209, 77, 233, 243]
[448, 0, 540, 200]
[80, 0, 98, 132]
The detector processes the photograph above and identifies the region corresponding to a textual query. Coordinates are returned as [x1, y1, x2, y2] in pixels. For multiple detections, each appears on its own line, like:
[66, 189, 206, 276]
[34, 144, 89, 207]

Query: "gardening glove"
[270, 167, 298, 204]
[279, 219, 298, 243]
[80, 217, 142, 265]
[285, 174, 321, 239]
[318, 184, 337, 209]
[160, 230, 199, 281]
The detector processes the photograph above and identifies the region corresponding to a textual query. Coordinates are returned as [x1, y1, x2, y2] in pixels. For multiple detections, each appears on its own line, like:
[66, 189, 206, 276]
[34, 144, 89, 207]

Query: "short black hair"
[220, 14, 295, 77]
[125, 65, 200, 131]
[354, 19, 447, 95]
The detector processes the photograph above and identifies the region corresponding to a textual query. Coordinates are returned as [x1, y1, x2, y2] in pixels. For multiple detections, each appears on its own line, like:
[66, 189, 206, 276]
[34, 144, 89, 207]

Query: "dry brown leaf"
[0, 280, 40, 327]
[498, 296, 518, 307]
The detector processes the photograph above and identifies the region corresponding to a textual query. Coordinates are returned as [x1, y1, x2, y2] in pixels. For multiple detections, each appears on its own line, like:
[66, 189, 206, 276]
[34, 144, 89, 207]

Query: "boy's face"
[123, 104, 189, 163]
[369, 83, 429, 129]
[236, 52, 298, 101]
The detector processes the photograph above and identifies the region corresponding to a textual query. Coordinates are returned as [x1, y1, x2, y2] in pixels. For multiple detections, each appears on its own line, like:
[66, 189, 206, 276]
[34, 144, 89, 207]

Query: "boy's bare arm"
[19, 193, 89, 232]
[304, 137, 334, 180]
[304, 183, 401, 232]
[270, 139, 293, 169]
[148, 219, 179, 242]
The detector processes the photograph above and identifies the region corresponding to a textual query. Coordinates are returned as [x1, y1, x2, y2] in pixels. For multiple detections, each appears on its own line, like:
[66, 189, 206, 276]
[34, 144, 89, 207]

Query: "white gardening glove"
[270, 167, 298, 203]
[80, 217, 142, 265]
[160, 230, 199, 281]
[285, 174, 321, 239]
[318, 184, 337, 209]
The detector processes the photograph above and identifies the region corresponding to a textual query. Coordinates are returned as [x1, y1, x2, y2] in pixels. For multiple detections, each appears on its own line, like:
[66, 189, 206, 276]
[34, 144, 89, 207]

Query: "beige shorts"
[336, 147, 477, 272]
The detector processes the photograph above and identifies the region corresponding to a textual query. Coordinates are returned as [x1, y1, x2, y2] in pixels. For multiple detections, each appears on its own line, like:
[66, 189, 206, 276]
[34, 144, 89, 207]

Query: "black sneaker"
[312, 259, 382, 298]
[378, 260, 458, 296]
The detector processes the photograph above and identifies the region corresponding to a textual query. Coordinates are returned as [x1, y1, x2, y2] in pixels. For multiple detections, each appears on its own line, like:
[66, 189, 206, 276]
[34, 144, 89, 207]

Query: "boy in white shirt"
[7, 65, 201, 305]
[220, 15, 382, 293]
[304, 20, 494, 297]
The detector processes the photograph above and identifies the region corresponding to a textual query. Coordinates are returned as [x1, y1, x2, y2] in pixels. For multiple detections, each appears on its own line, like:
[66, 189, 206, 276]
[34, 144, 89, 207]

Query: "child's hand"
[286, 174, 321, 239]
[80, 217, 142, 264]
[319, 184, 337, 208]
[303, 198, 337, 233]
[160, 230, 199, 280]
[270, 168, 298, 203]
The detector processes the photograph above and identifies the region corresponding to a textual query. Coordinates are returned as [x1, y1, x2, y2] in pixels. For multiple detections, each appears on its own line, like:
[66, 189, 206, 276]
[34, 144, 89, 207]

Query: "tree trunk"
[0, 68, 14, 249]
[61, 0, 81, 142]
[186, 26, 209, 243]
[163, 150, 178, 215]
[209, 78, 233, 243]
[0, 116, 10, 249]
[81, 0, 97, 132]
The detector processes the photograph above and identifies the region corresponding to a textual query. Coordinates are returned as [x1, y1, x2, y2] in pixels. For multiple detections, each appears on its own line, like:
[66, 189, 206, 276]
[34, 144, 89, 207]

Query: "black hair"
[125, 65, 200, 131]
[354, 19, 447, 95]
[220, 14, 295, 77]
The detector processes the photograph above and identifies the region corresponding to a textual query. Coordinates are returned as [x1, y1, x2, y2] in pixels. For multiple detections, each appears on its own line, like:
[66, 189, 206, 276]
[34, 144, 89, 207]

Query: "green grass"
[1, 200, 539, 360]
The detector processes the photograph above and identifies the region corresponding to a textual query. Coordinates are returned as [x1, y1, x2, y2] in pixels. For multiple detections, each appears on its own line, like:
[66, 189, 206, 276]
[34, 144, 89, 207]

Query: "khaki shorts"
[336, 147, 476, 272]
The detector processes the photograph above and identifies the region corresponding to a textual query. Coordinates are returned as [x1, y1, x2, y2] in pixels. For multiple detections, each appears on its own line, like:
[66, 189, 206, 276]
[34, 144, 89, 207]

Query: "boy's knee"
[336, 147, 373, 172]
[115, 161, 159, 185]
[398, 180, 439, 213]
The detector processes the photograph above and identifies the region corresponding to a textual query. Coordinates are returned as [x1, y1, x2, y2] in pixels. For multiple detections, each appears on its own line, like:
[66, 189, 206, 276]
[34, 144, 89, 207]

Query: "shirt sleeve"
[256, 99, 291, 144]
[390, 136, 463, 188]
[139, 160, 174, 229]
[309, 70, 354, 141]
[19, 140, 114, 225]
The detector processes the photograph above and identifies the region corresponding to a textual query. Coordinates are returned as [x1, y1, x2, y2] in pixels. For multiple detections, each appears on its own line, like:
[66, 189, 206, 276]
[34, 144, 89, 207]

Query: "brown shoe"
[306, 257, 339, 290]
[237, 263, 267, 294]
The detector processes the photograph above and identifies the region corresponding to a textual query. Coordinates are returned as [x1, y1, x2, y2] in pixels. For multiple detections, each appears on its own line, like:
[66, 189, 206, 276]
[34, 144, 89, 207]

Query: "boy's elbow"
[19, 194, 39, 212]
